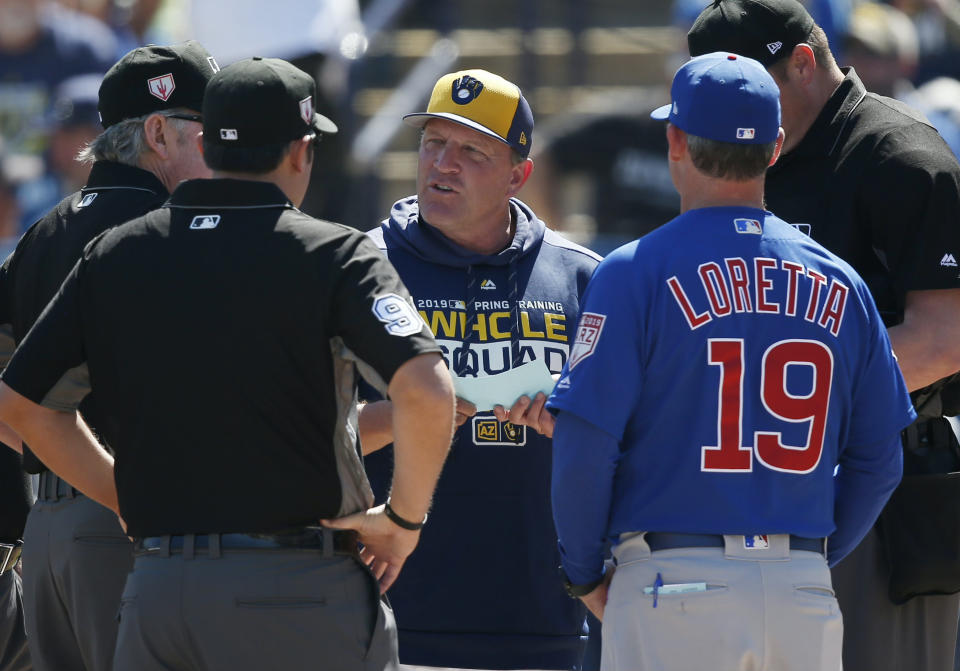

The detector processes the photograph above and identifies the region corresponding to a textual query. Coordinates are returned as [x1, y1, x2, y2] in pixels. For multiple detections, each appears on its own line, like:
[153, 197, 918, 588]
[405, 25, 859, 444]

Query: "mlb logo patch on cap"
[744, 535, 770, 549]
[734, 218, 763, 234]
[736, 128, 755, 140]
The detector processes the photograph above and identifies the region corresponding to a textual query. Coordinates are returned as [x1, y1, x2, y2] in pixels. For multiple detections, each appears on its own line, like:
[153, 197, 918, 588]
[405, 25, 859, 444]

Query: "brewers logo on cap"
[452, 75, 484, 105]
[403, 68, 535, 158]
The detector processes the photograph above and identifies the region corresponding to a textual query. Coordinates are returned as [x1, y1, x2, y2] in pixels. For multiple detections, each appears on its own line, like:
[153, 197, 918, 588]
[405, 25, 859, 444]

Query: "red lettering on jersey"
[667, 276, 712, 330]
[702, 339, 752, 471]
[818, 280, 849, 337]
[699, 262, 732, 317]
[755, 340, 833, 474]
[781, 261, 805, 317]
[754, 258, 780, 314]
[725, 258, 752, 313]
[804, 269, 827, 323]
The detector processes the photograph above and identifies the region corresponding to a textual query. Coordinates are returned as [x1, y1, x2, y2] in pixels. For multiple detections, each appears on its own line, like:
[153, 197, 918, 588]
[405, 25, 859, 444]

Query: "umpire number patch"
[568, 312, 605, 369]
[372, 294, 422, 337]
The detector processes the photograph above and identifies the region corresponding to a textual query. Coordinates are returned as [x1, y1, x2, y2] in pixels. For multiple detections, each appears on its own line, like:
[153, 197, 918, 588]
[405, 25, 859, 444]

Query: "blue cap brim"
[650, 103, 672, 121]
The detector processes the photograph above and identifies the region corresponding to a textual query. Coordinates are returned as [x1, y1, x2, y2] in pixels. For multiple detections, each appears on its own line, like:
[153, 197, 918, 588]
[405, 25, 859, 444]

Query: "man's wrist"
[559, 566, 604, 598]
[384, 498, 428, 530]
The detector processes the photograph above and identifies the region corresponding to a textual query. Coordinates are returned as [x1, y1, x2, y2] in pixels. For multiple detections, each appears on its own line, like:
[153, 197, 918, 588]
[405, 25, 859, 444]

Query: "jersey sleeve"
[547, 252, 643, 440]
[329, 233, 441, 389]
[1, 258, 86, 404]
[866, 125, 960, 296]
[846, 284, 917, 448]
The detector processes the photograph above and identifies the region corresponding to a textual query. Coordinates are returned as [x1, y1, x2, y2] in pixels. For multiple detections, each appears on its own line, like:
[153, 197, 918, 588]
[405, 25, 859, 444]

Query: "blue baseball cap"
[650, 52, 780, 144]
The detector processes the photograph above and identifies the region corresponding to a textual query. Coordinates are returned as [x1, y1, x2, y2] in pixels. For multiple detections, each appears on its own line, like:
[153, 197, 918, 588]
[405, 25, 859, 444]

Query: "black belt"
[37, 471, 79, 502]
[645, 532, 825, 555]
[134, 527, 359, 557]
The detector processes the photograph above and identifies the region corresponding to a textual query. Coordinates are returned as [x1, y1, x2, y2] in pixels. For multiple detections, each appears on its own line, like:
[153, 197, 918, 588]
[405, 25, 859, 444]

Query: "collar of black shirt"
[166, 179, 294, 210]
[779, 67, 867, 162]
[84, 161, 169, 197]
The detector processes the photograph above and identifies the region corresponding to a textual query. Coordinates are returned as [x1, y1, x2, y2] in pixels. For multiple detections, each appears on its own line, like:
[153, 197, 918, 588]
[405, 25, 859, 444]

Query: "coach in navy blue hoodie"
[362, 69, 600, 669]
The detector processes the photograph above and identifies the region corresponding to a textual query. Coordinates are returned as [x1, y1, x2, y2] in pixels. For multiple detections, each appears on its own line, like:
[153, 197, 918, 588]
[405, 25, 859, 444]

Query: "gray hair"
[686, 133, 776, 181]
[77, 111, 193, 166]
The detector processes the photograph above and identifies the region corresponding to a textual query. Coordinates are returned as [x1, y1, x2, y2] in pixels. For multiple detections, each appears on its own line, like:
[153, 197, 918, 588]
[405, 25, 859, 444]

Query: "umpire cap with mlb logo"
[203, 57, 338, 148]
[98, 41, 219, 128]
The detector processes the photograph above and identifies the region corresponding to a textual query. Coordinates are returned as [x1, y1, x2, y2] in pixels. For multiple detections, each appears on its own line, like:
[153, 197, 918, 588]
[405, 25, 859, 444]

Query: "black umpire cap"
[688, 0, 816, 67]
[98, 41, 219, 128]
[202, 57, 338, 148]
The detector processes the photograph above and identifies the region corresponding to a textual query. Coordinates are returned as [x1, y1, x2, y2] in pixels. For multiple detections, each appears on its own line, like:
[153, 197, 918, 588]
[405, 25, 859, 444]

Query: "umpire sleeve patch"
[568, 312, 605, 369]
[371, 293, 423, 337]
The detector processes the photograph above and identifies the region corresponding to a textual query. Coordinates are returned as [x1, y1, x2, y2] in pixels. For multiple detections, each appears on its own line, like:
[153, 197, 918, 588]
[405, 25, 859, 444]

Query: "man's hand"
[579, 565, 615, 621]
[493, 392, 555, 437]
[321, 505, 420, 593]
[455, 397, 477, 428]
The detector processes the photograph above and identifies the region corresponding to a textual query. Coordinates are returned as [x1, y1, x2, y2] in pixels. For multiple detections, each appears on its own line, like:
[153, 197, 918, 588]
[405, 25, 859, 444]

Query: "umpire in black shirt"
[0, 41, 218, 671]
[0, 56, 455, 670]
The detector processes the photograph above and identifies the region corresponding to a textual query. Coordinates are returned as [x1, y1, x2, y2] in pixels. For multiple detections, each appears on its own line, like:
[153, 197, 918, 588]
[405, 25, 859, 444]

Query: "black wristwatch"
[560, 567, 603, 598]
[383, 499, 428, 531]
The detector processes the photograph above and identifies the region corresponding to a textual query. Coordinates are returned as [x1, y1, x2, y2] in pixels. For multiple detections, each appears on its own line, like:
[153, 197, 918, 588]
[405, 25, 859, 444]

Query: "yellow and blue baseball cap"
[403, 69, 534, 158]
[650, 52, 780, 144]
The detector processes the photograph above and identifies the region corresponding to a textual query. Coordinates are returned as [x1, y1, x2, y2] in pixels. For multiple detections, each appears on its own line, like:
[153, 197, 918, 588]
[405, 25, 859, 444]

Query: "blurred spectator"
[17, 73, 101, 230]
[0, 164, 21, 258]
[0, 0, 116, 236]
[0, 0, 116, 155]
[887, 0, 960, 81]
[57, 0, 166, 57]
[844, 2, 919, 97]
[906, 76, 960, 157]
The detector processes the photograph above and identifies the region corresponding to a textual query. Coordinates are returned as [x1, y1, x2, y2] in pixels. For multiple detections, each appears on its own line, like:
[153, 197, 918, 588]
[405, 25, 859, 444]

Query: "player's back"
[583, 206, 894, 540]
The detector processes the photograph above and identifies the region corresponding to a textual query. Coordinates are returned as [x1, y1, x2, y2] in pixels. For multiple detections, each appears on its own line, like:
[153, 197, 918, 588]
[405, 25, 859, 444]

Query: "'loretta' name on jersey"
[666, 257, 849, 336]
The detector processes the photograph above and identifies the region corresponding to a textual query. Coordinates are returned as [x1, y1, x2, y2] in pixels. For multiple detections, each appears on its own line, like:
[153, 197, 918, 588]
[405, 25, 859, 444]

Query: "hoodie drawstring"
[457, 265, 479, 376]
[507, 255, 521, 368]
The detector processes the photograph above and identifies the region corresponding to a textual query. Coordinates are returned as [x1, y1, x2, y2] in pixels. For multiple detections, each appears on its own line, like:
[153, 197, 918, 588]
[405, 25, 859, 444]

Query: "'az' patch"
[568, 312, 605, 369]
[472, 416, 526, 446]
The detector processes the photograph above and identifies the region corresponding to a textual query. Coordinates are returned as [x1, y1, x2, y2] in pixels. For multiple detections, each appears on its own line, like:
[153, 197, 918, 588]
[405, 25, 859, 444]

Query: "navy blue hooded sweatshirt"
[364, 196, 601, 670]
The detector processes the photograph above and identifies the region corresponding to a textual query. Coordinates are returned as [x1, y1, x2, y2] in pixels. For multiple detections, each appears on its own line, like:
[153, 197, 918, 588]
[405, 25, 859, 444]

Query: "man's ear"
[786, 43, 817, 87]
[666, 123, 686, 162]
[507, 158, 534, 197]
[142, 113, 172, 159]
[288, 136, 313, 174]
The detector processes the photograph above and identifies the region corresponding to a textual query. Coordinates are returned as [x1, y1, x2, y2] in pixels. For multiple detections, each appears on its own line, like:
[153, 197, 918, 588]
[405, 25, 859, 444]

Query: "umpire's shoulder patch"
[568, 312, 605, 369]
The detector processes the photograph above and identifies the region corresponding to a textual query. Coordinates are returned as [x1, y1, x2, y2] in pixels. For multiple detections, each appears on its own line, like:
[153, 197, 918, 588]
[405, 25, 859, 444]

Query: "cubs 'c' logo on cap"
[299, 96, 314, 126]
[451, 75, 484, 105]
[147, 73, 175, 101]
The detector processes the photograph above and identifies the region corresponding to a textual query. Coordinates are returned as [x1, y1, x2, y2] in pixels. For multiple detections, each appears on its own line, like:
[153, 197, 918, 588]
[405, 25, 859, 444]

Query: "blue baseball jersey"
[548, 206, 914, 557]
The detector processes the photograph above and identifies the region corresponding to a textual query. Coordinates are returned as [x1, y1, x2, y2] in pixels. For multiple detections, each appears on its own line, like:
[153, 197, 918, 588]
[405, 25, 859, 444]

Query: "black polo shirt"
[766, 68, 960, 325]
[0, 161, 169, 474]
[2, 178, 440, 537]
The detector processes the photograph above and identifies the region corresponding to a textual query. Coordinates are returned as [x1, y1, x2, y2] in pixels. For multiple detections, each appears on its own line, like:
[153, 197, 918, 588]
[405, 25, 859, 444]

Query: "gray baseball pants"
[113, 535, 398, 670]
[0, 570, 30, 671]
[601, 533, 842, 671]
[21, 473, 132, 671]
[832, 526, 960, 671]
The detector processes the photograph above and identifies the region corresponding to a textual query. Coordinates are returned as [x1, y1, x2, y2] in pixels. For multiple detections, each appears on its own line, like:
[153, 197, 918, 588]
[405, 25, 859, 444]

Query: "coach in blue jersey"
[362, 69, 600, 669]
[548, 52, 915, 671]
